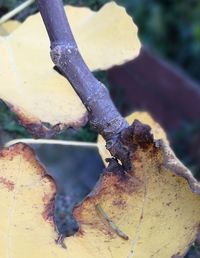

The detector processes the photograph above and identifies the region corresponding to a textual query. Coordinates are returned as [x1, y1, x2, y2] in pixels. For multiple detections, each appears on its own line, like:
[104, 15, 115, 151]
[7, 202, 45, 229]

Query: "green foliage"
[1, 0, 23, 10]
[124, 0, 200, 82]
[0, 102, 27, 136]
[56, 126, 97, 142]
[63, 0, 108, 10]
[171, 122, 200, 180]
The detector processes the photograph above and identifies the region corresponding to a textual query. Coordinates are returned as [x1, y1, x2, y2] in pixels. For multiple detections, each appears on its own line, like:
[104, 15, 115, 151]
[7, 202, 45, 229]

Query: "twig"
[36, 0, 128, 145]
[5, 139, 99, 148]
[0, 0, 35, 25]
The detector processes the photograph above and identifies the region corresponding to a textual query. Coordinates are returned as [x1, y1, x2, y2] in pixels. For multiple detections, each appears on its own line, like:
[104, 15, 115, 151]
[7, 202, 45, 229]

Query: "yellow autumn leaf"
[1, 128, 200, 258]
[0, 2, 140, 137]
[98, 111, 169, 164]
[0, 20, 21, 35]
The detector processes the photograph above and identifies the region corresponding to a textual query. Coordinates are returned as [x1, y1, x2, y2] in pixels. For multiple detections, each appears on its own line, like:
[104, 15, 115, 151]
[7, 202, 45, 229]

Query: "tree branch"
[36, 0, 130, 167]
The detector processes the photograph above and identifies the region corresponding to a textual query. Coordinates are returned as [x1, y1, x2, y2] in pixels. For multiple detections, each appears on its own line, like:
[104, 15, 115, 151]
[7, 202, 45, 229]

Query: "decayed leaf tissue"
[0, 2, 140, 137]
[0, 114, 200, 258]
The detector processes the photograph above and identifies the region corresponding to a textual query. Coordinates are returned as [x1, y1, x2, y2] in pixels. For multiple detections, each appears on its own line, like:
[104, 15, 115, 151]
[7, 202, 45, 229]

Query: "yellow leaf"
[0, 2, 140, 137]
[98, 111, 169, 164]
[1, 132, 200, 257]
[0, 20, 21, 36]
[66, 3, 141, 70]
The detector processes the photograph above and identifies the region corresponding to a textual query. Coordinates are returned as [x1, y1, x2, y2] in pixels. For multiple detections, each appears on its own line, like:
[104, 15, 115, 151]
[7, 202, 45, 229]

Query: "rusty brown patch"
[0, 142, 31, 159]
[73, 168, 143, 231]
[4, 100, 88, 138]
[42, 191, 56, 224]
[112, 199, 126, 208]
[0, 176, 14, 191]
[41, 174, 56, 225]
[0, 143, 49, 178]
[96, 171, 142, 198]
[122, 119, 154, 150]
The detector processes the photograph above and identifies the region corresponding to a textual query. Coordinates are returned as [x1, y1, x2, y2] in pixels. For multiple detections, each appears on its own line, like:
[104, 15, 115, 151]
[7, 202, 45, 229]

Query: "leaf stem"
[0, 0, 35, 25]
[5, 139, 99, 148]
[96, 204, 129, 240]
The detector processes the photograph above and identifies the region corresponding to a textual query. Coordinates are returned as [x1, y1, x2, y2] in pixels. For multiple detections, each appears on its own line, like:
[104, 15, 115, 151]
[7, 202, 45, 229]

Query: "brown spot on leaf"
[42, 176, 56, 225]
[0, 176, 14, 191]
[122, 119, 154, 150]
[112, 199, 126, 208]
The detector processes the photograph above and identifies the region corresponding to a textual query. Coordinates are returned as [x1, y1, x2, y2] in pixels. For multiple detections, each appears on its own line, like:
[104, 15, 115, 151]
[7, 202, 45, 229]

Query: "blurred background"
[0, 1, 200, 256]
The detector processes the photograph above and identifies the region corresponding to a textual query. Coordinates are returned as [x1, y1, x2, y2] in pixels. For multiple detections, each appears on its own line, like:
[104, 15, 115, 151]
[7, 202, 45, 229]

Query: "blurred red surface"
[108, 48, 200, 130]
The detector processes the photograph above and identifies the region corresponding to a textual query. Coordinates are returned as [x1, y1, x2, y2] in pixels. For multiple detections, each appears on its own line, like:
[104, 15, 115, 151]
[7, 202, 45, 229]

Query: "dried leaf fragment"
[0, 2, 140, 137]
